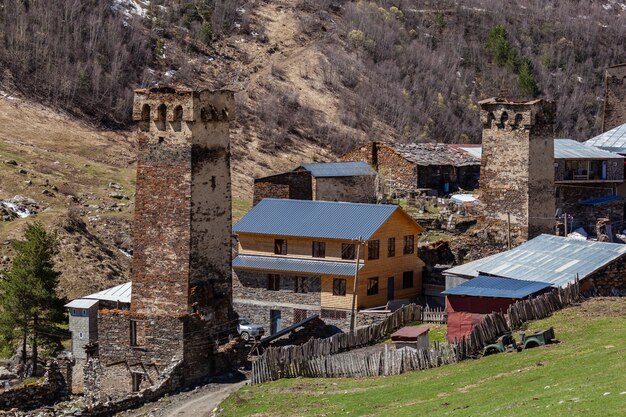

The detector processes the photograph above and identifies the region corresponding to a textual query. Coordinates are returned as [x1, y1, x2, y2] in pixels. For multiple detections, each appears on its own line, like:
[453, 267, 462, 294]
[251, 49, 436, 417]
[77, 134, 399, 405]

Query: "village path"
[116, 378, 247, 417]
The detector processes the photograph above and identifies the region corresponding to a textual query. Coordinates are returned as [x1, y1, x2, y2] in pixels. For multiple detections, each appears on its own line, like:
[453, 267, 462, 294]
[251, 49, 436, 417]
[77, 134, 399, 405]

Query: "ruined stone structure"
[91, 87, 235, 398]
[603, 63, 626, 132]
[479, 98, 556, 244]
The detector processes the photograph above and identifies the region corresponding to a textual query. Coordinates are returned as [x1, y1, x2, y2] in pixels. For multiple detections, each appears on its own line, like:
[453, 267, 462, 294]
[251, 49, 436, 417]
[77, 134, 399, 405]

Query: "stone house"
[252, 161, 377, 205]
[554, 139, 624, 232]
[232, 198, 425, 332]
[340, 141, 480, 196]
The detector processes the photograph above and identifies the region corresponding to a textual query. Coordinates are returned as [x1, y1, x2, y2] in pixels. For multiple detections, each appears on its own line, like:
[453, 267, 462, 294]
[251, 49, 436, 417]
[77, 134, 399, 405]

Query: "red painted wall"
[446, 296, 517, 342]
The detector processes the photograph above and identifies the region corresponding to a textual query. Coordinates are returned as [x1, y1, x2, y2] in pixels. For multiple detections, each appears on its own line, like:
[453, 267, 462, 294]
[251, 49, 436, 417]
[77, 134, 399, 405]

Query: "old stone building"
[232, 199, 425, 332]
[479, 98, 556, 244]
[253, 161, 377, 205]
[603, 63, 626, 132]
[89, 87, 235, 398]
[340, 142, 480, 196]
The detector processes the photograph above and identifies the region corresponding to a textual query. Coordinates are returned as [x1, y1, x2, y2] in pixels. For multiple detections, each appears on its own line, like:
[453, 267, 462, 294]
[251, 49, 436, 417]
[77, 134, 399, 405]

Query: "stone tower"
[92, 88, 235, 398]
[479, 98, 556, 244]
[603, 64, 626, 132]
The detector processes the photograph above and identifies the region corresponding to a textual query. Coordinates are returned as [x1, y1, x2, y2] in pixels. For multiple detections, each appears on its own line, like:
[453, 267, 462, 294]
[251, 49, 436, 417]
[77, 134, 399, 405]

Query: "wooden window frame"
[403, 235, 415, 255]
[333, 278, 347, 296]
[130, 319, 145, 347]
[267, 274, 281, 291]
[367, 277, 379, 296]
[312, 241, 326, 258]
[341, 243, 356, 260]
[388, 237, 395, 257]
[294, 276, 308, 293]
[402, 271, 414, 289]
[274, 239, 287, 255]
[367, 240, 380, 260]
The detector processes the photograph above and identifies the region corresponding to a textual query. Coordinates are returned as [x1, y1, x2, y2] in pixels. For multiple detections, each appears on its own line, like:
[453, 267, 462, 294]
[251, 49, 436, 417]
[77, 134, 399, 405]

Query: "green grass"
[233, 197, 252, 222]
[220, 298, 626, 417]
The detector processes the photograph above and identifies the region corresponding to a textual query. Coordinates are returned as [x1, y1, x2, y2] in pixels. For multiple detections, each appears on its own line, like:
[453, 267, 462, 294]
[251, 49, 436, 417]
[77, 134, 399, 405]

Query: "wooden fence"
[423, 306, 447, 323]
[251, 281, 581, 384]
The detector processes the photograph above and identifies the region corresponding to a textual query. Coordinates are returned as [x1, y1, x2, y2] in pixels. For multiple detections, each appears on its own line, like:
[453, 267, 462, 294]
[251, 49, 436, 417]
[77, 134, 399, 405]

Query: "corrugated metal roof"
[584, 122, 626, 154]
[444, 235, 626, 287]
[233, 254, 362, 276]
[233, 199, 402, 240]
[554, 139, 623, 159]
[83, 282, 132, 303]
[299, 161, 373, 177]
[580, 195, 624, 206]
[442, 275, 552, 299]
[65, 299, 99, 309]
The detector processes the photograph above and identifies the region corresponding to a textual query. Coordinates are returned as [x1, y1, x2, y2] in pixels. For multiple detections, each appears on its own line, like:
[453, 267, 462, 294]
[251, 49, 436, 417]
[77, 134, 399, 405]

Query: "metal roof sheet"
[580, 195, 625, 206]
[442, 275, 552, 299]
[233, 254, 362, 276]
[584, 122, 626, 154]
[65, 299, 99, 309]
[444, 235, 626, 287]
[233, 199, 402, 240]
[299, 161, 373, 177]
[83, 282, 132, 303]
[554, 139, 623, 159]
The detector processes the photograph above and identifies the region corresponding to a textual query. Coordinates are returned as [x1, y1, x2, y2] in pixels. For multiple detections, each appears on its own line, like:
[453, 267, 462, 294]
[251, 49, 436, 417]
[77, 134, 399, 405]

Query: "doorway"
[387, 277, 395, 302]
[270, 309, 282, 335]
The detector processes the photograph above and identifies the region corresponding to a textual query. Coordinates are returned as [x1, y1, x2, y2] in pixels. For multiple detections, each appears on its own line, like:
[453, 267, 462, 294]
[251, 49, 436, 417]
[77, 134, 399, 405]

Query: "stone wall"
[253, 171, 313, 205]
[603, 64, 626, 131]
[557, 184, 623, 232]
[586, 255, 626, 295]
[68, 304, 98, 359]
[0, 361, 67, 411]
[314, 175, 376, 203]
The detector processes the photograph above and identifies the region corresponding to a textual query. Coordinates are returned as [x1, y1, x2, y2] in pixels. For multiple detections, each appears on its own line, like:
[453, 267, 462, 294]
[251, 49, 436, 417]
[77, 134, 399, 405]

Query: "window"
[333, 278, 347, 296]
[341, 243, 355, 260]
[388, 237, 395, 257]
[367, 240, 380, 260]
[367, 278, 379, 296]
[294, 309, 307, 323]
[274, 239, 287, 255]
[402, 271, 414, 289]
[267, 274, 280, 291]
[312, 241, 326, 258]
[294, 276, 307, 293]
[71, 308, 77, 316]
[79, 332, 84, 339]
[403, 235, 415, 255]
[130, 320, 144, 346]
[82, 309, 88, 317]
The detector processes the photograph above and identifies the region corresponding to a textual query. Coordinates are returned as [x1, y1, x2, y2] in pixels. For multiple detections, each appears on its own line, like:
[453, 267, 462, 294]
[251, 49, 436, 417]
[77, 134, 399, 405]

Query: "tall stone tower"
[479, 98, 556, 244]
[603, 64, 626, 132]
[93, 88, 235, 397]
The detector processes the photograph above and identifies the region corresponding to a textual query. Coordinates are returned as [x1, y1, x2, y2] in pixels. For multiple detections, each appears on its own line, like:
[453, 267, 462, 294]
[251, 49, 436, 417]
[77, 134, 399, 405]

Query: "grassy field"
[220, 298, 625, 417]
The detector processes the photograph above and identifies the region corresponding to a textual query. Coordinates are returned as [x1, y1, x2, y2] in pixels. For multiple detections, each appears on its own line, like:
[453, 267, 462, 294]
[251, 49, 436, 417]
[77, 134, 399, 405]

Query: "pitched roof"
[65, 299, 99, 309]
[444, 235, 626, 287]
[233, 254, 362, 276]
[584, 122, 626, 154]
[84, 282, 132, 303]
[234, 199, 420, 240]
[554, 139, 623, 159]
[387, 142, 480, 167]
[442, 275, 552, 299]
[299, 161, 373, 177]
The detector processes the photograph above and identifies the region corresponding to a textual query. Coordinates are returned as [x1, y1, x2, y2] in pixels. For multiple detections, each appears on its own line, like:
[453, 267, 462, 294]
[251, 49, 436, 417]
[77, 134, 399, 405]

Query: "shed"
[442, 275, 552, 342]
[390, 326, 430, 350]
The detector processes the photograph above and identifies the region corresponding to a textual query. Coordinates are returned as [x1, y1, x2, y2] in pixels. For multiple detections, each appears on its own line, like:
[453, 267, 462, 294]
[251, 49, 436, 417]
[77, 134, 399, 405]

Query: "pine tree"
[518, 57, 540, 97]
[0, 222, 64, 376]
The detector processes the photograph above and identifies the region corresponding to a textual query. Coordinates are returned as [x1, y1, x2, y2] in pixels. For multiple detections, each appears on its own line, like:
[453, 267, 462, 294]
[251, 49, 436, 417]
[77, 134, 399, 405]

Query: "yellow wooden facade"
[236, 209, 425, 310]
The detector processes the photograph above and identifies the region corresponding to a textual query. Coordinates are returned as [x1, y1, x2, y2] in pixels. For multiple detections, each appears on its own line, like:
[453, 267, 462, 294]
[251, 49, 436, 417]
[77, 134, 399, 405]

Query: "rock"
[41, 189, 55, 197]
[51, 185, 58, 192]
[109, 193, 126, 200]
[0, 367, 17, 380]
[18, 168, 27, 174]
[4, 160, 17, 166]
[25, 180, 32, 186]
[108, 182, 122, 190]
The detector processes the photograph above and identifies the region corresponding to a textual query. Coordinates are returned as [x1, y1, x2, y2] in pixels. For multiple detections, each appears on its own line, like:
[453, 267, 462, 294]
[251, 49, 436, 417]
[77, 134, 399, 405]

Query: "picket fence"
[251, 281, 581, 384]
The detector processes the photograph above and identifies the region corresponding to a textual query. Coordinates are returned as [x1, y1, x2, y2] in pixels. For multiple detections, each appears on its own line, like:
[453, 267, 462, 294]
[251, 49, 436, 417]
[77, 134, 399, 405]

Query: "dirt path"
[116, 379, 246, 417]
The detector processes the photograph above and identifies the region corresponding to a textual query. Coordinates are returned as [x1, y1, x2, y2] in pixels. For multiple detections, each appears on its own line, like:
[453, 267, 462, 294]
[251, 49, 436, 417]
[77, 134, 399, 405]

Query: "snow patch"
[119, 248, 132, 258]
[1, 201, 31, 218]
[112, 0, 149, 19]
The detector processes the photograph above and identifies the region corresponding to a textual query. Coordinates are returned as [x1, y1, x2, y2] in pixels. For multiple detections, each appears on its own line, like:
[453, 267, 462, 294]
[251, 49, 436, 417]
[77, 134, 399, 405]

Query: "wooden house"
[232, 199, 425, 333]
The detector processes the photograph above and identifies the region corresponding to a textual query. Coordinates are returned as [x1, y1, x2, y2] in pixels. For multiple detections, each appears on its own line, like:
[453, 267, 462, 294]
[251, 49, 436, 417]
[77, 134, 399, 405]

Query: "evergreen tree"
[486, 25, 513, 66]
[0, 222, 64, 375]
[518, 57, 540, 97]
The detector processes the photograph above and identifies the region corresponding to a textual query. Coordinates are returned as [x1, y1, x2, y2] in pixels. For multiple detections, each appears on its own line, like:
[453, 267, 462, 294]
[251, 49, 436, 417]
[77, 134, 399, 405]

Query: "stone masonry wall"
[233, 270, 321, 306]
[314, 175, 376, 203]
[0, 361, 67, 411]
[557, 184, 623, 231]
[253, 171, 313, 206]
[603, 64, 626, 131]
[585, 255, 626, 295]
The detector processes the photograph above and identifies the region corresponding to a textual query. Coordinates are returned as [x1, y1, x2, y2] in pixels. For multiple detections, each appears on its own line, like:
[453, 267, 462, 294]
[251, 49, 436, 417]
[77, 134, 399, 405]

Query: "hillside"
[219, 297, 626, 416]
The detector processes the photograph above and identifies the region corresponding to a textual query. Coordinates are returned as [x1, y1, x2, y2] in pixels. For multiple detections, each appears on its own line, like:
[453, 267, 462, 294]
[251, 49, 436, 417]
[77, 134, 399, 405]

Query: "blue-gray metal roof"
[580, 195, 624, 206]
[442, 275, 552, 299]
[584, 122, 626, 154]
[65, 299, 99, 309]
[84, 282, 132, 303]
[299, 161, 373, 177]
[233, 254, 362, 276]
[233, 199, 401, 240]
[444, 234, 626, 287]
[554, 139, 623, 159]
